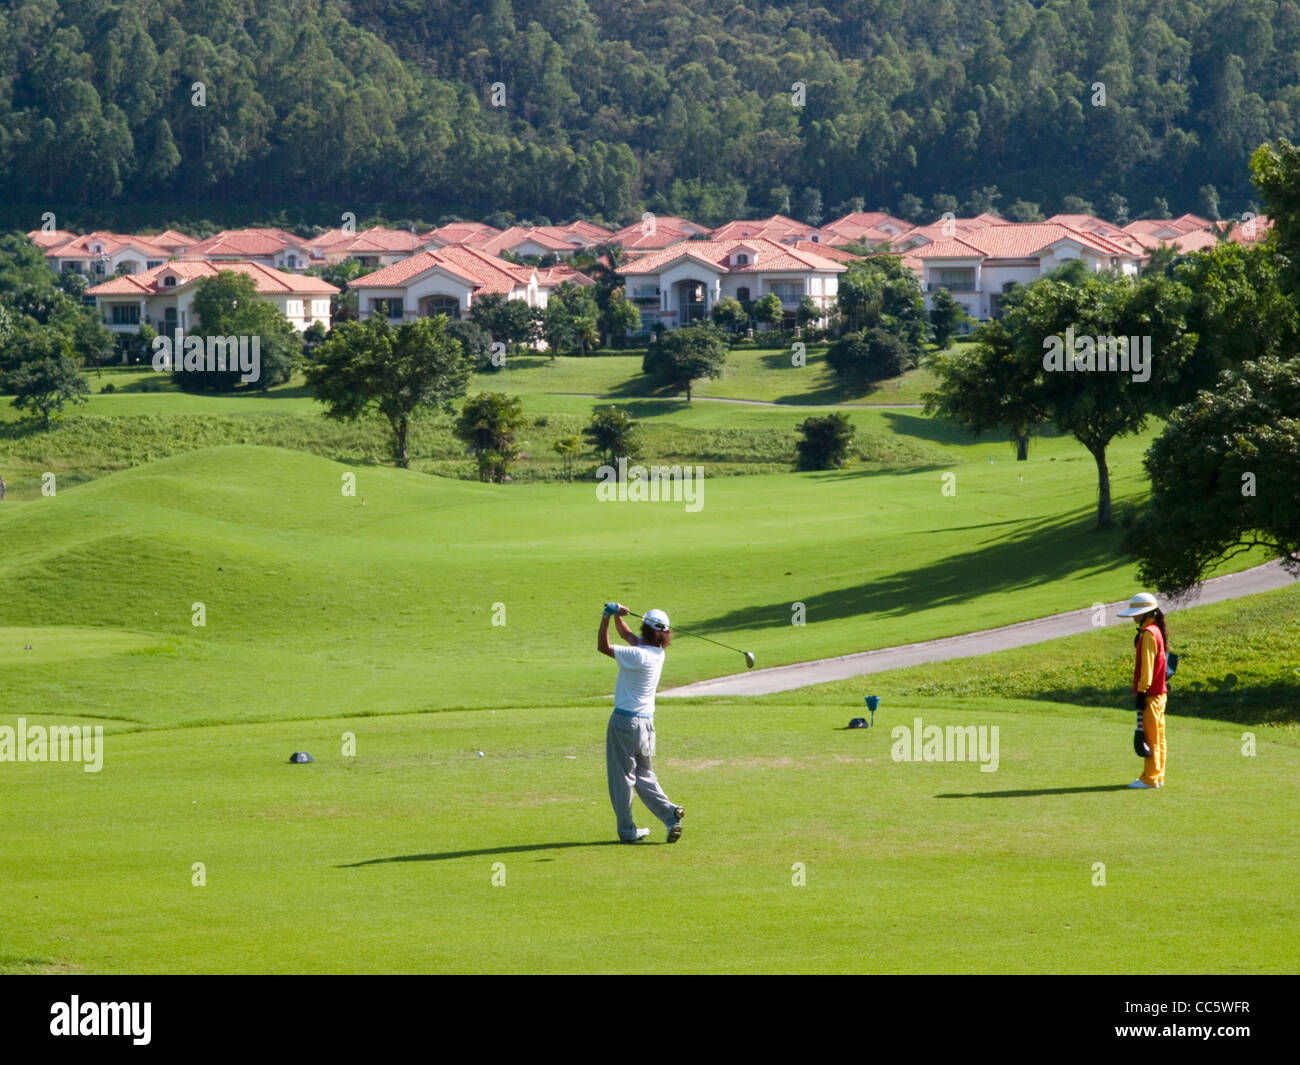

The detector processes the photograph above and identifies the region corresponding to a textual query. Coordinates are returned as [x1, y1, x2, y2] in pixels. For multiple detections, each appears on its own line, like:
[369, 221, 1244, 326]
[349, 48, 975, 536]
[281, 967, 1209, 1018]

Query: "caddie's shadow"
[935, 784, 1133, 798]
[339, 840, 627, 866]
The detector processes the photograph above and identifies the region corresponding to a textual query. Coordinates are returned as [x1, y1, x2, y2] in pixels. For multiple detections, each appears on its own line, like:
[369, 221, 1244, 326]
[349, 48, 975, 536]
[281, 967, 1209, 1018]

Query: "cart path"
[659, 559, 1298, 698]
[547, 391, 923, 408]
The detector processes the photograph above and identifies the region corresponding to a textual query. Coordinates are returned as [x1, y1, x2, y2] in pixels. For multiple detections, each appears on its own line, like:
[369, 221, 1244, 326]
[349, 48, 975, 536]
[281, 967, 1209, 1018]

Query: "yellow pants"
[1142, 693, 1167, 786]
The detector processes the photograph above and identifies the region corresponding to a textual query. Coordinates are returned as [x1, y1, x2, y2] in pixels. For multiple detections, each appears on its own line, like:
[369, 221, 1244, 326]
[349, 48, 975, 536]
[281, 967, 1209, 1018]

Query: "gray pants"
[606, 712, 677, 840]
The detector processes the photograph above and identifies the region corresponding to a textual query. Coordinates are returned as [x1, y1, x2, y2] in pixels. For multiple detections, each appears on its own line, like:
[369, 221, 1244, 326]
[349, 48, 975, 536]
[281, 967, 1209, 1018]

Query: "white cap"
[1118, 592, 1160, 617]
[642, 609, 671, 631]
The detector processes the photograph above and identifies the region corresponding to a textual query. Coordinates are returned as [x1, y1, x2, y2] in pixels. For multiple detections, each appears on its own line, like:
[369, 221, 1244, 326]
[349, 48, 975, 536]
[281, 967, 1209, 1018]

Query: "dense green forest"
[0, 0, 1295, 228]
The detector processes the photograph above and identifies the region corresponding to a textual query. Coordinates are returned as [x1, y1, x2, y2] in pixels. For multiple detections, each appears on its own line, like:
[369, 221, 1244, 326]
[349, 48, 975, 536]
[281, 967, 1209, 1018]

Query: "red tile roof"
[912, 223, 1138, 260]
[826, 211, 913, 233]
[423, 221, 504, 246]
[709, 214, 819, 242]
[86, 260, 338, 296]
[616, 237, 847, 275]
[26, 229, 78, 249]
[183, 228, 311, 257]
[1223, 214, 1273, 244]
[538, 264, 596, 287]
[349, 246, 534, 295]
[476, 226, 575, 255]
[610, 216, 710, 249]
[141, 229, 200, 251]
[790, 240, 862, 262]
[317, 226, 427, 255]
[48, 230, 172, 259]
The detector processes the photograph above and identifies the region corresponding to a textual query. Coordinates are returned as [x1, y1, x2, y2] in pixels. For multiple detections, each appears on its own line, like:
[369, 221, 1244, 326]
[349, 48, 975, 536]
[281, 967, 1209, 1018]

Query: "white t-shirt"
[612, 644, 666, 716]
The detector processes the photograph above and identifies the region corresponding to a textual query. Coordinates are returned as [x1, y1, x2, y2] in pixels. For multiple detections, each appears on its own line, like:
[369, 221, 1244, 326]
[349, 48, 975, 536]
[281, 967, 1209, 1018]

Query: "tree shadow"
[878, 409, 998, 447]
[1031, 678, 1300, 726]
[685, 507, 1122, 634]
[936, 784, 1134, 798]
[338, 840, 627, 866]
[599, 374, 678, 400]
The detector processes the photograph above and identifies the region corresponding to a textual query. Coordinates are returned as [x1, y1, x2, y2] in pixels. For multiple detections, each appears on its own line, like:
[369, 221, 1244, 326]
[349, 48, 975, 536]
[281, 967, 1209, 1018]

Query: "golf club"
[625, 610, 755, 669]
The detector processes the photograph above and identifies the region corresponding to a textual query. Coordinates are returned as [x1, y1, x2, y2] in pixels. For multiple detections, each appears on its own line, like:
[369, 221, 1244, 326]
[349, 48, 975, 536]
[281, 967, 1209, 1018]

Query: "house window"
[737, 287, 750, 301]
[769, 282, 801, 303]
[287, 255, 298, 268]
[735, 253, 749, 265]
[163, 276, 177, 287]
[110, 305, 140, 326]
[934, 268, 975, 291]
[373, 298, 403, 319]
[147, 260, 163, 269]
[421, 295, 460, 319]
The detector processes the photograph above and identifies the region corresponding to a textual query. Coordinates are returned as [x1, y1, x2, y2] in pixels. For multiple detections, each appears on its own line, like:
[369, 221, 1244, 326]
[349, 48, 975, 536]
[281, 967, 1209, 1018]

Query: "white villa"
[179, 229, 317, 272]
[38, 231, 174, 278]
[349, 245, 548, 321]
[910, 223, 1143, 321]
[615, 237, 847, 333]
[86, 261, 338, 336]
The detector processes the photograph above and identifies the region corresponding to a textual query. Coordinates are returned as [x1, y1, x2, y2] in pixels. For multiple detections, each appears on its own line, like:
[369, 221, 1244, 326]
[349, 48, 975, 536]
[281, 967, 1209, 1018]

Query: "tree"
[1004, 199, 1044, 222]
[455, 392, 527, 483]
[9, 354, 90, 430]
[752, 293, 783, 331]
[795, 412, 855, 470]
[470, 294, 537, 354]
[929, 288, 968, 348]
[552, 435, 581, 481]
[711, 296, 747, 334]
[826, 327, 909, 382]
[1125, 357, 1300, 592]
[599, 285, 641, 347]
[641, 322, 728, 401]
[583, 406, 640, 466]
[926, 273, 1197, 525]
[796, 296, 820, 330]
[446, 319, 494, 369]
[306, 315, 473, 467]
[183, 271, 299, 392]
[835, 256, 927, 353]
[1125, 139, 1300, 589]
[541, 282, 599, 357]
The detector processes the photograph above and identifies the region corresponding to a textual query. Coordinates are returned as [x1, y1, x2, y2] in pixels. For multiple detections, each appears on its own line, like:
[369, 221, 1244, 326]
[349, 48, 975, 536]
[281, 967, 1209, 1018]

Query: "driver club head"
[743, 652, 755, 669]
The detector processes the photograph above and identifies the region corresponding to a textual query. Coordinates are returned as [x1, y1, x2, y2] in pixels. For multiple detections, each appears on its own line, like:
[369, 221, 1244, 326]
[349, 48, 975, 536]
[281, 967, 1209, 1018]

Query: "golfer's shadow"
[339, 841, 626, 867]
[935, 784, 1134, 799]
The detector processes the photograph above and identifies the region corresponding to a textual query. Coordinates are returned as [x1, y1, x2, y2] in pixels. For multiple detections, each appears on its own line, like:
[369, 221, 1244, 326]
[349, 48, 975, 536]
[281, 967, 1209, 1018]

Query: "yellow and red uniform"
[1133, 619, 1168, 786]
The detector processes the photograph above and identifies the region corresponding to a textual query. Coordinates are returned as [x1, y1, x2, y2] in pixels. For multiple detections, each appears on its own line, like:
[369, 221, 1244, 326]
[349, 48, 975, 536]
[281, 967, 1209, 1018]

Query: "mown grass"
[0, 693, 1294, 973]
[0, 443, 1262, 729]
[753, 584, 1300, 730]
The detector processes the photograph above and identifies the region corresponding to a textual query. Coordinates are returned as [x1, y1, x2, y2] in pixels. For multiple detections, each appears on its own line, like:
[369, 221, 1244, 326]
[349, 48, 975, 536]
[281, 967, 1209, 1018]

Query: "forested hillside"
[1, 0, 1296, 226]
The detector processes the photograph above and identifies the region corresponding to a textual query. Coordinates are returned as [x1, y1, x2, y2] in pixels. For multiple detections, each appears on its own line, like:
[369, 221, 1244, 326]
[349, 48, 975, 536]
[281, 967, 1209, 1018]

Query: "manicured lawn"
[1, 691, 1294, 973]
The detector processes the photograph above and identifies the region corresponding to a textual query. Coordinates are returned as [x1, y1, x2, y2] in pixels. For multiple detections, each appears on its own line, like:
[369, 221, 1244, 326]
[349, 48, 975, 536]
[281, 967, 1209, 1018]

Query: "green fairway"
[480, 347, 940, 405]
[782, 583, 1300, 729]
[1, 693, 1294, 974]
[0, 388, 1290, 973]
[0, 442, 1263, 728]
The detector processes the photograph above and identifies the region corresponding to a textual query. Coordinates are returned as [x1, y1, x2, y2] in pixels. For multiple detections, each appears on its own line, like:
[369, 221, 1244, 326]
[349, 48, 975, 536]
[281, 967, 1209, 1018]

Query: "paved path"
[548, 391, 922, 408]
[660, 560, 1298, 698]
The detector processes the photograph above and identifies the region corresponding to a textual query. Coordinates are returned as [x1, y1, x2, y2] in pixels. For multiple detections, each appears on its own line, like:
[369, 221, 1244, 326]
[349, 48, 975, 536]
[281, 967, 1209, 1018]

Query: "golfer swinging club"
[1118, 592, 1170, 789]
[598, 602, 684, 843]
